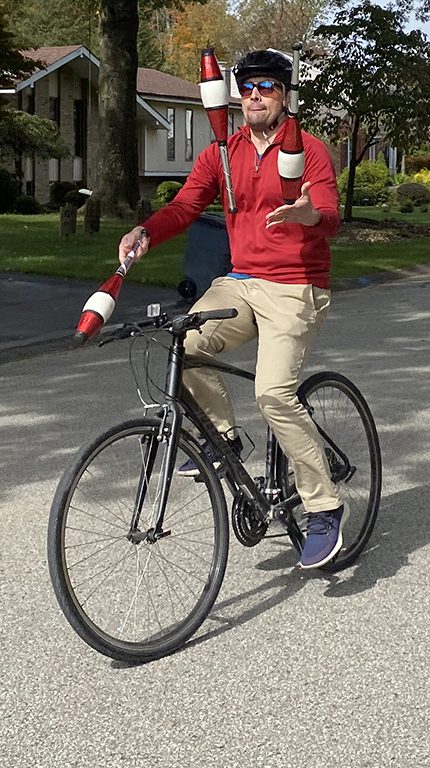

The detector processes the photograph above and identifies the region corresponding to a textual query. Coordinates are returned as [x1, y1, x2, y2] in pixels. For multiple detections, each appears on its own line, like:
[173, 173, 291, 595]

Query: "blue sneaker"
[177, 436, 243, 477]
[300, 503, 349, 569]
[177, 442, 221, 477]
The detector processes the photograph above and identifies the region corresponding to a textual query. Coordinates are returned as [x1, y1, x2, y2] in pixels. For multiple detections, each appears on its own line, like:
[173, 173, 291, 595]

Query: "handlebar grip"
[198, 308, 238, 322]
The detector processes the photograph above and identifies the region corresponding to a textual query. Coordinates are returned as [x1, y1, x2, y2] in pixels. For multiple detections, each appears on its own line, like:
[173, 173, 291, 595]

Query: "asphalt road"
[1, 276, 430, 767]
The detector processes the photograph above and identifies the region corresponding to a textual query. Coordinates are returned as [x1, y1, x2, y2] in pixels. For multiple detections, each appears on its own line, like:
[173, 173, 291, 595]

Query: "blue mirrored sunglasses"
[238, 80, 282, 98]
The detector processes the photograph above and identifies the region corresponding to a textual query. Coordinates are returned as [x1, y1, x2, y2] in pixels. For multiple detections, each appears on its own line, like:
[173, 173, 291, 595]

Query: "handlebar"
[98, 307, 238, 347]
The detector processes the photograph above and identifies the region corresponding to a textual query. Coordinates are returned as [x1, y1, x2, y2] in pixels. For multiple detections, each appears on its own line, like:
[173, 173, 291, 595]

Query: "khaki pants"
[183, 276, 342, 513]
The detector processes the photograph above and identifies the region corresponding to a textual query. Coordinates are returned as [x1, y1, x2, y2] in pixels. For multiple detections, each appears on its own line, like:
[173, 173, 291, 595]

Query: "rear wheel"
[276, 372, 381, 572]
[47, 418, 229, 663]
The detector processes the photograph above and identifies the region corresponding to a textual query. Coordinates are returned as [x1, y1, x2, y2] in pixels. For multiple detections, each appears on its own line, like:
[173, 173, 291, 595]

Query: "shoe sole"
[177, 460, 222, 477]
[300, 503, 350, 570]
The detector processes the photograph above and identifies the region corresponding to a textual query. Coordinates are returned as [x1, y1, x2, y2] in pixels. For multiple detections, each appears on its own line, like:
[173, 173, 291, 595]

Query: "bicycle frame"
[130, 331, 306, 542]
[183, 355, 280, 503]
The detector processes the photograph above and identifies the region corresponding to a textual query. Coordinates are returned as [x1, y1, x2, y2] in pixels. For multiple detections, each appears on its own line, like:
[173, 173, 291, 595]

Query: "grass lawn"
[0, 214, 186, 287]
[331, 238, 430, 280]
[1, 209, 430, 287]
[349, 206, 430, 224]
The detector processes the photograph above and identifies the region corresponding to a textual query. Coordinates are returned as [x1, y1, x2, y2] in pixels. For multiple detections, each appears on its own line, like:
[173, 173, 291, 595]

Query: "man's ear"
[283, 90, 291, 110]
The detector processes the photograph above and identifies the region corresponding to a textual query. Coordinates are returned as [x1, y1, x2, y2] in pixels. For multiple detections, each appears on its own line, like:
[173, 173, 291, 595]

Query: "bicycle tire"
[47, 418, 229, 663]
[276, 371, 382, 572]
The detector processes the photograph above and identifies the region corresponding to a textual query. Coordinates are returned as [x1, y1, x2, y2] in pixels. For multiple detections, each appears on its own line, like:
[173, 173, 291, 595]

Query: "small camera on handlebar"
[147, 303, 161, 318]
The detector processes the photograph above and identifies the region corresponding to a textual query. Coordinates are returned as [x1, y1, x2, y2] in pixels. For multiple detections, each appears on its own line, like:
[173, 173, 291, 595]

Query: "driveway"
[1, 275, 430, 767]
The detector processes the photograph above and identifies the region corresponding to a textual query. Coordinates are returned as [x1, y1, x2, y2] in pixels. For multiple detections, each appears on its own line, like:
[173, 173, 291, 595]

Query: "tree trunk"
[95, 0, 139, 218]
[343, 117, 360, 223]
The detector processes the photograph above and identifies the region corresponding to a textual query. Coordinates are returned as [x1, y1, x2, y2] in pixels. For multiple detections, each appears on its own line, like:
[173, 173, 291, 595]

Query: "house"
[0, 45, 243, 203]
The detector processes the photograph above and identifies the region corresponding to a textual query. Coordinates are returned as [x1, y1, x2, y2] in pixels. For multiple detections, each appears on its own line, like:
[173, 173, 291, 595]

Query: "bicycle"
[47, 305, 382, 664]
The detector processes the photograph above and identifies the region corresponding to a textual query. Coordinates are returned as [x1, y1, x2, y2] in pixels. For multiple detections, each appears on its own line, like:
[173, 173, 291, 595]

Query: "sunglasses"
[238, 80, 282, 98]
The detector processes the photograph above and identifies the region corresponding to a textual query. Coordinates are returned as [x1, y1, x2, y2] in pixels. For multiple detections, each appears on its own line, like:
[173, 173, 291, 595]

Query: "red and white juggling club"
[199, 47, 237, 213]
[73, 231, 145, 346]
[278, 43, 305, 204]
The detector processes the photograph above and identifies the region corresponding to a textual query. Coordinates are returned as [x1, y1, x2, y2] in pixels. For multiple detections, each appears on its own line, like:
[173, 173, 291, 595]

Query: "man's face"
[239, 76, 286, 130]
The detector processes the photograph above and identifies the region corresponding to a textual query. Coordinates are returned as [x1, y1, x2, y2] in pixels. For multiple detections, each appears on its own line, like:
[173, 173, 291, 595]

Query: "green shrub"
[150, 198, 164, 212]
[49, 180, 78, 207]
[0, 168, 18, 213]
[338, 157, 390, 206]
[154, 180, 183, 205]
[15, 195, 43, 214]
[205, 202, 224, 212]
[396, 181, 430, 206]
[399, 198, 414, 213]
[420, 204, 429, 213]
[390, 172, 410, 186]
[353, 185, 380, 206]
[136, 197, 152, 221]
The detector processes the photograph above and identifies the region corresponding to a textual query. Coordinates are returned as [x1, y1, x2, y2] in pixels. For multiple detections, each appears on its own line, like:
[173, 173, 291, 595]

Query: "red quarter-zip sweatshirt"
[142, 123, 340, 288]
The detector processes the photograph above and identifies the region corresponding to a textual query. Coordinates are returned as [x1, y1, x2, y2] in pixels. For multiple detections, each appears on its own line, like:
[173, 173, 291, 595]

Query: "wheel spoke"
[281, 374, 381, 572]
[49, 421, 228, 661]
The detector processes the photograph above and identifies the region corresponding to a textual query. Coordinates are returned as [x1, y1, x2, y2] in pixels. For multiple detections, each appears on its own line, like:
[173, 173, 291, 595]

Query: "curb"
[331, 263, 430, 293]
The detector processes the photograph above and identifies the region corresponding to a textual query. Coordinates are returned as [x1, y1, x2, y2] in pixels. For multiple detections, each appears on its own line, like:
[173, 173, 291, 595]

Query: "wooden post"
[84, 197, 101, 234]
[59, 203, 77, 237]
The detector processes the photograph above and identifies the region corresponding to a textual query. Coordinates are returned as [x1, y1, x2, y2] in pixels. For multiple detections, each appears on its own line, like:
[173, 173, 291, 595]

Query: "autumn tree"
[301, 0, 430, 221]
[162, 0, 334, 80]
[163, 0, 237, 81]
[232, 0, 333, 55]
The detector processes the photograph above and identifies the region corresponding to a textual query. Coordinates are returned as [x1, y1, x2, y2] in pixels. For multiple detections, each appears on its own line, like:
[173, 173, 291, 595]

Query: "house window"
[49, 97, 60, 125]
[167, 108, 175, 161]
[368, 144, 376, 162]
[185, 109, 193, 161]
[49, 158, 59, 182]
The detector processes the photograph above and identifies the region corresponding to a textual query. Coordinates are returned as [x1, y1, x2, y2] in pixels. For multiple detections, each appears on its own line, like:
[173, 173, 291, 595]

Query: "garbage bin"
[177, 213, 231, 304]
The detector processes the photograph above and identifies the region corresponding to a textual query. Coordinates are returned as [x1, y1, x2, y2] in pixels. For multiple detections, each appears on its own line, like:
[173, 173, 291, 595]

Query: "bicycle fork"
[127, 339, 185, 544]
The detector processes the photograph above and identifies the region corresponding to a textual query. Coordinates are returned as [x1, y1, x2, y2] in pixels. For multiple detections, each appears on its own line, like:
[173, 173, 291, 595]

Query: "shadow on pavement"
[111, 484, 428, 669]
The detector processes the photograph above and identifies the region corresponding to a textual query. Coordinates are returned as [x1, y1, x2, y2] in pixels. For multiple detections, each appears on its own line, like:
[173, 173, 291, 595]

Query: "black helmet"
[233, 49, 292, 90]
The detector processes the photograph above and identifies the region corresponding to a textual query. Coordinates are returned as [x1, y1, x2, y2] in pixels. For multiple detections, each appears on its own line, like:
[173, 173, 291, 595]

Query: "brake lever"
[98, 334, 116, 347]
[98, 323, 136, 347]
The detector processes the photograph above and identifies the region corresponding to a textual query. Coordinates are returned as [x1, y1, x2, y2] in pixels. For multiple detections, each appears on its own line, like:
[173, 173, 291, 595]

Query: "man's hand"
[265, 182, 321, 229]
[118, 226, 150, 264]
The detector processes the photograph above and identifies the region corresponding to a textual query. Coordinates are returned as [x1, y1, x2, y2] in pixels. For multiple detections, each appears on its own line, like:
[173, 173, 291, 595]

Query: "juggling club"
[199, 47, 237, 213]
[278, 43, 305, 204]
[73, 229, 146, 346]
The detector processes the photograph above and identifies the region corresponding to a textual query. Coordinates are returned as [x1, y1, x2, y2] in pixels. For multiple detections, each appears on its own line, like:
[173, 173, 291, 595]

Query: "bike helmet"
[233, 49, 292, 90]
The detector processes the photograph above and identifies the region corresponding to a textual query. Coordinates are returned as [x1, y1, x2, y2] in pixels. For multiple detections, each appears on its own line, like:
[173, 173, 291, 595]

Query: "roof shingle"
[22, 45, 82, 69]
[16, 47, 239, 104]
[137, 68, 200, 100]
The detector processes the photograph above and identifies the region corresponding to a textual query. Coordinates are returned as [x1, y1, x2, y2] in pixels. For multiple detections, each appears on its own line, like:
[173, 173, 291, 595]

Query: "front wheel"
[47, 418, 229, 663]
[276, 372, 382, 572]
